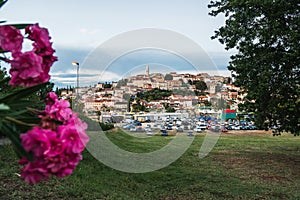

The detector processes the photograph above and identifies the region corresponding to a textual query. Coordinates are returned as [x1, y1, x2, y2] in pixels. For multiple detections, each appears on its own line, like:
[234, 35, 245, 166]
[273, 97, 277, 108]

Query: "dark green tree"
[195, 81, 208, 93]
[0, 66, 14, 94]
[116, 79, 128, 88]
[166, 107, 176, 113]
[161, 102, 175, 113]
[103, 82, 112, 88]
[35, 82, 54, 101]
[208, 0, 300, 135]
[123, 93, 131, 101]
[136, 88, 172, 101]
[164, 74, 173, 81]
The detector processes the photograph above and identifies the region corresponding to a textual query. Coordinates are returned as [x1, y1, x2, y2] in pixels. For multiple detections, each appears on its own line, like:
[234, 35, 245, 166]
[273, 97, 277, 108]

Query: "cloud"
[50, 69, 122, 87]
[80, 28, 99, 35]
[49, 46, 232, 88]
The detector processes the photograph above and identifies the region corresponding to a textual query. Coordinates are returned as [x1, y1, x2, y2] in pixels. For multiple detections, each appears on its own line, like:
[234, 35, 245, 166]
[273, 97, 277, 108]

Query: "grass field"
[1, 130, 300, 199]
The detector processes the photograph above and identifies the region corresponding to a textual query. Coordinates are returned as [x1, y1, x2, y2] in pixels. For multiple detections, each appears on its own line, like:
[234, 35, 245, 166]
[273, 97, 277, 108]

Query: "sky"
[1, 0, 235, 88]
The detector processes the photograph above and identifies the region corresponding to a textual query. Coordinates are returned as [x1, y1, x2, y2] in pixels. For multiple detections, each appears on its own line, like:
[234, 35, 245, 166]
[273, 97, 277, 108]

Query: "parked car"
[123, 124, 134, 130]
[136, 127, 144, 132]
[130, 127, 136, 132]
[210, 125, 221, 132]
[240, 125, 249, 130]
[176, 126, 184, 132]
[194, 127, 202, 133]
[161, 129, 168, 136]
[146, 130, 153, 136]
[199, 124, 207, 130]
[160, 125, 166, 131]
[248, 125, 257, 130]
[187, 131, 194, 136]
[134, 121, 142, 126]
[144, 127, 151, 132]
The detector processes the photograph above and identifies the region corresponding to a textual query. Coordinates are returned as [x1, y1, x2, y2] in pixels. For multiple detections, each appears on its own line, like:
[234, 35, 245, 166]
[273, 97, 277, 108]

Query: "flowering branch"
[0, 0, 89, 184]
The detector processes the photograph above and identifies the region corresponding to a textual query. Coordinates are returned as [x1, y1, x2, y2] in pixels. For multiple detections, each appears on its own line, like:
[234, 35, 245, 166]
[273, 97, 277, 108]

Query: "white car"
[198, 124, 207, 130]
[144, 127, 151, 132]
[176, 126, 184, 132]
[130, 127, 136, 132]
[146, 131, 153, 136]
[187, 131, 194, 136]
[194, 127, 202, 133]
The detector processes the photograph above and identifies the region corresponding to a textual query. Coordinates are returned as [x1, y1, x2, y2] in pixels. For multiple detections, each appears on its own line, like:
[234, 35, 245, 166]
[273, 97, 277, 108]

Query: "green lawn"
[1, 130, 300, 199]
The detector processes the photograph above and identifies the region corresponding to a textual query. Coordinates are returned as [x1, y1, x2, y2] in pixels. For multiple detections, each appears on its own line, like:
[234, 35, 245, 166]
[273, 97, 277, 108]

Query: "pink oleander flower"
[67, 113, 88, 143]
[26, 24, 52, 55]
[58, 122, 89, 154]
[19, 91, 89, 184]
[68, 112, 88, 132]
[44, 153, 82, 178]
[19, 125, 86, 183]
[57, 154, 83, 178]
[45, 92, 58, 106]
[20, 159, 49, 184]
[42, 53, 58, 74]
[20, 126, 57, 157]
[9, 51, 50, 87]
[44, 155, 68, 174]
[43, 137, 65, 158]
[0, 25, 23, 53]
[25, 23, 58, 72]
[66, 153, 83, 168]
[45, 98, 73, 121]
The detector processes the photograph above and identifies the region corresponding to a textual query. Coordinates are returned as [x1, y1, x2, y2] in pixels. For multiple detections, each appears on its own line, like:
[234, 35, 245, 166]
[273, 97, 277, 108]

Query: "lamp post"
[72, 62, 79, 97]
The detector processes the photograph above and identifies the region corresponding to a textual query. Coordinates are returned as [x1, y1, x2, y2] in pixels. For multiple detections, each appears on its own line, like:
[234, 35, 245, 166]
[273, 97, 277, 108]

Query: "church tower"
[145, 64, 149, 76]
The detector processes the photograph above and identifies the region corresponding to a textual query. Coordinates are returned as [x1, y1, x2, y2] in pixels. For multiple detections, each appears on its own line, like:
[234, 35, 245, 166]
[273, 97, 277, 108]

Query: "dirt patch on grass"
[259, 173, 291, 182]
[215, 155, 250, 169]
[224, 130, 273, 135]
[213, 151, 300, 184]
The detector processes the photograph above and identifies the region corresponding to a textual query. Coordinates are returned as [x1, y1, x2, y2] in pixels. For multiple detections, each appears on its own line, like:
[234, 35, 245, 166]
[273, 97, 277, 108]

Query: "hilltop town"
[59, 65, 245, 122]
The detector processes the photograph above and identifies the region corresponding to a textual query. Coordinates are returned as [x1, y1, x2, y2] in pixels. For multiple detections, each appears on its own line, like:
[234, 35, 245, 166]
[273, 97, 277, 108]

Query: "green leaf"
[5, 110, 28, 117]
[0, 0, 8, 9]
[6, 100, 41, 110]
[4, 23, 32, 30]
[2, 123, 33, 161]
[0, 103, 9, 110]
[0, 82, 48, 104]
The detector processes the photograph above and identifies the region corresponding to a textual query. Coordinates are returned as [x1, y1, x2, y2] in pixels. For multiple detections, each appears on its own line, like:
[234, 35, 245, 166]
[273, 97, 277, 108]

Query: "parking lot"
[116, 117, 258, 136]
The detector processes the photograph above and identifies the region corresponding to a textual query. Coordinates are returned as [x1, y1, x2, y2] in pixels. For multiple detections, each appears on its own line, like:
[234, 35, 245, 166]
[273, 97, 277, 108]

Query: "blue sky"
[1, 0, 234, 87]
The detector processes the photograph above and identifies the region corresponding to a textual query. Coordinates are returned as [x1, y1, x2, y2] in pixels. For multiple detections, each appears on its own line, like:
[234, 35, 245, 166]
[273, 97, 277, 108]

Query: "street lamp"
[72, 62, 79, 97]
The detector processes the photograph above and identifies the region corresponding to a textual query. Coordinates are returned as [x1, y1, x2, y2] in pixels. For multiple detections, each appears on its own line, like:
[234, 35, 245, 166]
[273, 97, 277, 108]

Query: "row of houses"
[60, 71, 244, 116]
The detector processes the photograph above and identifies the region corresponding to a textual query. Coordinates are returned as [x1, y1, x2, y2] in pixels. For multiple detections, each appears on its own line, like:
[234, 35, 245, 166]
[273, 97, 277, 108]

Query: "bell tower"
[145, 64, 149, 76]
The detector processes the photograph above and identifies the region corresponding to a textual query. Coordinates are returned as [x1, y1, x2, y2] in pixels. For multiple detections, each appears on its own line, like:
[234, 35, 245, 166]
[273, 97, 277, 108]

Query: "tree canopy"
[136, 88, 172, 102]
[164, 74, 173, 81]
[195, 81, 208, 93]
[208, 0, 299, 135]
[0, 66, 54, 106]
